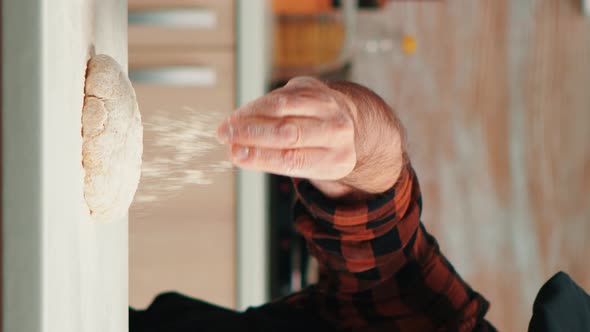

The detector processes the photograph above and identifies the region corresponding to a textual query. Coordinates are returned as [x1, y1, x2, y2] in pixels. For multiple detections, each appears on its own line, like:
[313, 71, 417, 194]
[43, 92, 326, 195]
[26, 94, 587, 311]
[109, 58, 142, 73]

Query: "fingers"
[235, 86, 341, 119]
[228, 144, 355, 179]
[216, 76, 358, 180]
[217, 115, 353, 149]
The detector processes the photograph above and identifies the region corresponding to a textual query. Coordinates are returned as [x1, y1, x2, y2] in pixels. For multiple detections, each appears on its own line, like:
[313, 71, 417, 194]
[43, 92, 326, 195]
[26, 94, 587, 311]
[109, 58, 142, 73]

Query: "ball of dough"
[82, 54, 143, 222]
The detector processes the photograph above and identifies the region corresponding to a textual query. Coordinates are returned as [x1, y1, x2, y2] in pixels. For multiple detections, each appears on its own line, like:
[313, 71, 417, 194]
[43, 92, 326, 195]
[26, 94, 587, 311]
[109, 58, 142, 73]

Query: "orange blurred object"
[273, 16, 345, 70]
[272, 0, 333, 15]
[402, 35, 417, 55]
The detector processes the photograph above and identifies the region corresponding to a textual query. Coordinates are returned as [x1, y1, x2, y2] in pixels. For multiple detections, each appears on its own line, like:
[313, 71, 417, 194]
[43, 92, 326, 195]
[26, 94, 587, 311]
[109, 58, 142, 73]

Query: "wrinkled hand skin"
[217, 76, 405, 200]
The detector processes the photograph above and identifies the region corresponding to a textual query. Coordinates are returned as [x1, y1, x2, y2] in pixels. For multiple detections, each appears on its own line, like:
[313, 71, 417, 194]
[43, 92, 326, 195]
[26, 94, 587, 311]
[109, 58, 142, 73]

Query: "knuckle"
[282, 149, 306, 171]
[234, 124, 251, 140]
[325, 93, 340, 108]
[333, 113, 351, 128]
[246, 124, 263, 138]
[333, 147, 354, 165]
[332, 148, 356, 175]
[233, 124, 245, 139]
[271, 93, 291, 114]
[296, 87, 320, 99]
[251, 147, 270, 164]
[263, 92, 289, 115]
[332, 115, 354, 138]
[278, 121, 300, 146]
[276, 93, 289, 107]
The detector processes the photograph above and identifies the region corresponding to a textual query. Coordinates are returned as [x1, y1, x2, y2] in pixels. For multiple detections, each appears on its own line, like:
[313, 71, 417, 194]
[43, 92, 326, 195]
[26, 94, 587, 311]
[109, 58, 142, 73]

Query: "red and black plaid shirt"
[280, 164, 495, 331]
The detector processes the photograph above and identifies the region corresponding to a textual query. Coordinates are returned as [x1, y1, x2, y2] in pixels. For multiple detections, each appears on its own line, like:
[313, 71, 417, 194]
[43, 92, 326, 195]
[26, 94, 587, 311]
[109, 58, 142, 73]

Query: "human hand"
[217, 77, 404, 199]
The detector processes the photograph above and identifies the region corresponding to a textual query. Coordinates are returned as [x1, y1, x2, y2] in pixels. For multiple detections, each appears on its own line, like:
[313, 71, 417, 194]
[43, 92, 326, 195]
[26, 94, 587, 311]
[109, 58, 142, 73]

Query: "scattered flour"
[134, 106, 233, 204]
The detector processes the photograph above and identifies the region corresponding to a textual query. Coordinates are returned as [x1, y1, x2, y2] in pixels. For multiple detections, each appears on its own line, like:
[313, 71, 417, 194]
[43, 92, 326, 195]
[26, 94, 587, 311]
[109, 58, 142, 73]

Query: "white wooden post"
[236, 0, 272, 310]
[3, 1, 129, 331]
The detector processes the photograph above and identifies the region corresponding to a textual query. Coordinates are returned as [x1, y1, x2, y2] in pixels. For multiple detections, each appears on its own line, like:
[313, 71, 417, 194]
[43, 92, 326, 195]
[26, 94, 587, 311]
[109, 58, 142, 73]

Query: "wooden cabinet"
[128, 1, 237, 309]
[128, 0, 234, 50]
[129, 50, 235, 112]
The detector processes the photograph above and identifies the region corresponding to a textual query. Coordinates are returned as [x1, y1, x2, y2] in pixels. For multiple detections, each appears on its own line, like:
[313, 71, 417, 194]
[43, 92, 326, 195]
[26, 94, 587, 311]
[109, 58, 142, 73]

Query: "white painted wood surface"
[3, 0, 128, 331]
[236, 0, 273, 311]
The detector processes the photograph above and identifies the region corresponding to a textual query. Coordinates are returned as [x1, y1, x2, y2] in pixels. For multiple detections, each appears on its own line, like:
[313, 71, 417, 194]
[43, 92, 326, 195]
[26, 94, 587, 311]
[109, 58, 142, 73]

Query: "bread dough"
[82, 54, 143, 222]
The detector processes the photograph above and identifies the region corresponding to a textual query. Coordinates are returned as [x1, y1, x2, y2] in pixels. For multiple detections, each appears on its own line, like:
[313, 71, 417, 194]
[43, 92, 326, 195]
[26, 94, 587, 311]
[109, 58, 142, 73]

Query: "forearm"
[312, 80, 406, 199]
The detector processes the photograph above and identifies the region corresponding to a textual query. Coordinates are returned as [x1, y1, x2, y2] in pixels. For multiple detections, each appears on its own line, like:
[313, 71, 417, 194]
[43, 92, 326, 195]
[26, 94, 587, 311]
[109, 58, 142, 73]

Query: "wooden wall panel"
[375, 1, 590, 330]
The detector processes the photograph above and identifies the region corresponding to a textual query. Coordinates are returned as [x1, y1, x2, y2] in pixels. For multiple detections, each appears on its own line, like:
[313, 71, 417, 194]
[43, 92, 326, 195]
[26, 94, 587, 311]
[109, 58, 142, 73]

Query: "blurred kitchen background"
[126, 1, 590, 331]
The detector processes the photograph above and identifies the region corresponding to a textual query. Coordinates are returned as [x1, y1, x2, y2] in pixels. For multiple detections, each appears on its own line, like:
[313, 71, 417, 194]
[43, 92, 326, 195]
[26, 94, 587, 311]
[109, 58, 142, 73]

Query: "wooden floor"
[354, 1, 590, 330]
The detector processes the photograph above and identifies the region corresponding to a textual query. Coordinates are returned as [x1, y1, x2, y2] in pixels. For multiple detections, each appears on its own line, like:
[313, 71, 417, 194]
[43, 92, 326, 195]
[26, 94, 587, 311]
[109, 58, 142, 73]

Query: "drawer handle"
[129, 67, 217, 87]
[129, 8, 217, 29]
